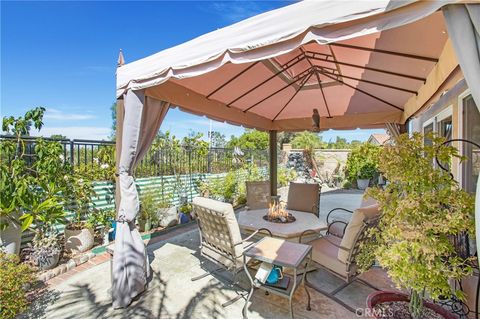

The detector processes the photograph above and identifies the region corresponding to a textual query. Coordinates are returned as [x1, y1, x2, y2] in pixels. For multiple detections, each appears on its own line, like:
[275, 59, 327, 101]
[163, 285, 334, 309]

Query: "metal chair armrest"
[327, 220, 348, 238]
[326, 207, 354, 224]
[299, 229, 320, 243]
[238, 228, 273, 246]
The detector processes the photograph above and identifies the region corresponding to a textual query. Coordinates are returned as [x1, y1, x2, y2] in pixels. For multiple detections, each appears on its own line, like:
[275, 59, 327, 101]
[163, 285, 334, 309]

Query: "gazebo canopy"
[112, 0, 480, 309]
[116, 0, 464, 131]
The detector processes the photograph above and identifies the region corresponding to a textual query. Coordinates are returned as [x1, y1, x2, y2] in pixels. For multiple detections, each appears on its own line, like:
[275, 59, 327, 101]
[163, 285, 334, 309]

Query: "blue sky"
[1, 1, 384, 142]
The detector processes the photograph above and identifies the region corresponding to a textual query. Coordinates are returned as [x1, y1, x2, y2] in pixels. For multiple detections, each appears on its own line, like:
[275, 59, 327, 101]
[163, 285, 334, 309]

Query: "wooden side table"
[242, 237, 312, 319]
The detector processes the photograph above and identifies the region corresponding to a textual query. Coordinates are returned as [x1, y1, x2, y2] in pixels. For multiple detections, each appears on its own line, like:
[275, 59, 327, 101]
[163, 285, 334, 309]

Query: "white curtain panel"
[112, 90, 170, 308]
[443, 3, 480, 263]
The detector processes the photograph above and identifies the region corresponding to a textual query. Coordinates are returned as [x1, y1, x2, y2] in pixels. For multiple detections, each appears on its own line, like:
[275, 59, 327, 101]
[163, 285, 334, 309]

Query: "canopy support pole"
[269, 130, 277, 197]
[114, 98, 124, 216]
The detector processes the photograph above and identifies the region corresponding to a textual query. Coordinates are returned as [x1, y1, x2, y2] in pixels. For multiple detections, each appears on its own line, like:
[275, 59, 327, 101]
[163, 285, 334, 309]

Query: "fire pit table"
[238, 208, 327, 242]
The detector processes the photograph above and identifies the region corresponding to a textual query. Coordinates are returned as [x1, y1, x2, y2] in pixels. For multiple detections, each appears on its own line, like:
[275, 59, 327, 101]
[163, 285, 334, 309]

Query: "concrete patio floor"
[23, 189, 397, 319]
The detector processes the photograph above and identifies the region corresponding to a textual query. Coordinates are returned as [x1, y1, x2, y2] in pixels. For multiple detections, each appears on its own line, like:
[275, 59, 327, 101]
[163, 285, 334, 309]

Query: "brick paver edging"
[43, 204, 245, 287]
[44, 222, 198, 287]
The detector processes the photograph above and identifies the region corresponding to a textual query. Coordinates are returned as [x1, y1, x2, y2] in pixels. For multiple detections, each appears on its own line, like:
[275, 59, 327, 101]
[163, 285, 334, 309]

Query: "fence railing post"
[69, 140, 74, 170]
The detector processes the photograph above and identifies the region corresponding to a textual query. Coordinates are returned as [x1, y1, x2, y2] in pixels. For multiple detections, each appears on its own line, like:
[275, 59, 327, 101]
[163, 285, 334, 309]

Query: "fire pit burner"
[262, 214, 296, 224]
[265, 196, 296, 224]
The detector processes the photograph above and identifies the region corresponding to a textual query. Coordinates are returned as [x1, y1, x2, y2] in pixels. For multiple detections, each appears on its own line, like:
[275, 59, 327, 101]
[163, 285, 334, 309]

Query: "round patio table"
[238, 208, 327, 242]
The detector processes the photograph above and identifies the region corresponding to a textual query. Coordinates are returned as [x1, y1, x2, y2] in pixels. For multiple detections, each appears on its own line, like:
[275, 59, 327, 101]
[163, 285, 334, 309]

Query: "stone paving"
[22, 189, 397, 319]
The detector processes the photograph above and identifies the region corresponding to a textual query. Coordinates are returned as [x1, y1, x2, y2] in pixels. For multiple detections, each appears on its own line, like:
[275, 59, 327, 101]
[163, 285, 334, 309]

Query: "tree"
[209, 131, 226, 148]
[226, 129, 269, 150]
[50, 134, 67, 140]
[278, 132, 297, 145]
[291, 131, 323, 151]
[350, 140, 361, 148]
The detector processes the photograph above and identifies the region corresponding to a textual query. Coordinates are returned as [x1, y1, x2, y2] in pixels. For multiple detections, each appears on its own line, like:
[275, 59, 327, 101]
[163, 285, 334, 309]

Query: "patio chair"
[191, 197, 272, 307]
[299, 203, 381, 312]
[326, 192, 378, 238]
[245, 181, 270, 210]
[286, 182, 321, 217]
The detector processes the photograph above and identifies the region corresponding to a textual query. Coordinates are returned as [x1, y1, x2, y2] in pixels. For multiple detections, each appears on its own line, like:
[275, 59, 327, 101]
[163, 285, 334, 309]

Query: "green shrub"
[358, 133, 475, 318]
[139, 192, 159, 225]
[342, 180, 352, 189]
[344, 143, 380, 183]
[277, 167, 297, 187]
[0, 251, 35, 318]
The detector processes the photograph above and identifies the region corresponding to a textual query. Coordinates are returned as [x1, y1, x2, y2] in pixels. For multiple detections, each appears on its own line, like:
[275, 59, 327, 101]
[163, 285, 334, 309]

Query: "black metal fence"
[0, 135, 268, 178]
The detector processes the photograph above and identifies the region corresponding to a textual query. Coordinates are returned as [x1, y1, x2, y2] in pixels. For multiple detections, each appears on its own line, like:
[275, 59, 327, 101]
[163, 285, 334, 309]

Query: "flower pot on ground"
[25, 236, 62, 270]
[64, 224, 95, 253]
[356, 178, 370, 190]
[86, 208, 115, 246]
[64, 171, 97, 253]
[358, 133, 475, 319]
[138, 192, 159, 232]
[178, 203, 192, 224]
[366, 291, 458, 319]
[356, 162, 376, 190]
[0, 219, 22, 255]
[138, 218, 152, 232]
[344, 142, 380, 188]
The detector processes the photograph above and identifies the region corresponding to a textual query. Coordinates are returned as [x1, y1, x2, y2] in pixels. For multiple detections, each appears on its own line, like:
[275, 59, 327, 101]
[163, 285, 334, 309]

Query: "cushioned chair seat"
[310, 235, 348, 277]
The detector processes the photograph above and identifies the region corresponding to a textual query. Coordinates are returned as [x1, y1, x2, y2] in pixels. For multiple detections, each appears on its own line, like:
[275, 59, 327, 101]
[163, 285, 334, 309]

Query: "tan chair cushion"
[192, 197, 243, 263]
[337, 204, 380, 263]
[246, 181, 270, 210]
[310, 235, 348, 277]
[286, 182, 320, 215]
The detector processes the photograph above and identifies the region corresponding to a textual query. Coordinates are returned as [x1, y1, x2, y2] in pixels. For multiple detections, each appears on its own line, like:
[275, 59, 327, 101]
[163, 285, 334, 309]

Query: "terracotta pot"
[366, 290, 458, 319]
[64, 227, 94, 253]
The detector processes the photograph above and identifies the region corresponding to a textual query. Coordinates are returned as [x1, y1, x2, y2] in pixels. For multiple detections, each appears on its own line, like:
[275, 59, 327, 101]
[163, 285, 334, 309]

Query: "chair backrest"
[286, 182, 321, 217]
[192, 197, 243, 269]
[337, 204, 380, 265]
[246, 181, 270, 210]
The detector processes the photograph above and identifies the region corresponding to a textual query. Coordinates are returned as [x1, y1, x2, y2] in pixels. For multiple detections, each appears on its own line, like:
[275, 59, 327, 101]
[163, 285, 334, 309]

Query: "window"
[423, 122, 434, 146]
[461, 94, 480, 194]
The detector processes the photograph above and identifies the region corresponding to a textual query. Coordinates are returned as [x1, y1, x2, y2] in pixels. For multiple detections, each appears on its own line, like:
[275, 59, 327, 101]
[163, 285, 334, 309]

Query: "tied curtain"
[442, 3, 480, 263]
[112, 90, 170, 309]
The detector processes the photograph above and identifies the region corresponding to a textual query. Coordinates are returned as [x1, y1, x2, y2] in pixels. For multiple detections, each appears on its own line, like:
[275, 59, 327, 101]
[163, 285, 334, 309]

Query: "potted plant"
[24, 235, 62, 270]
[0, 250, 35, 318]
[356, 162, 376, 190]
[344, 142, 380, 190]
[358, 133, 475, 319]
[178, 203, 192, 224]
[87, 208, 115, 245]
[1, 107, 71, 255]
[64, 173, 97, 254]
[138, 192, 159, 232]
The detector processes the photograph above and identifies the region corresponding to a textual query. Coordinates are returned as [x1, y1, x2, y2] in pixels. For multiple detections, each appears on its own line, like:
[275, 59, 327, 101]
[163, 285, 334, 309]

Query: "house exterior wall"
[409, 79, 468, 182]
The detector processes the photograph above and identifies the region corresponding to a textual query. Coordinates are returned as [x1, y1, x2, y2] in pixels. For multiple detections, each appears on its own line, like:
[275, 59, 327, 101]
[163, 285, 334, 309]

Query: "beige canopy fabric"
[116, 0, 475, 131]
[112, 90, 170, 308]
